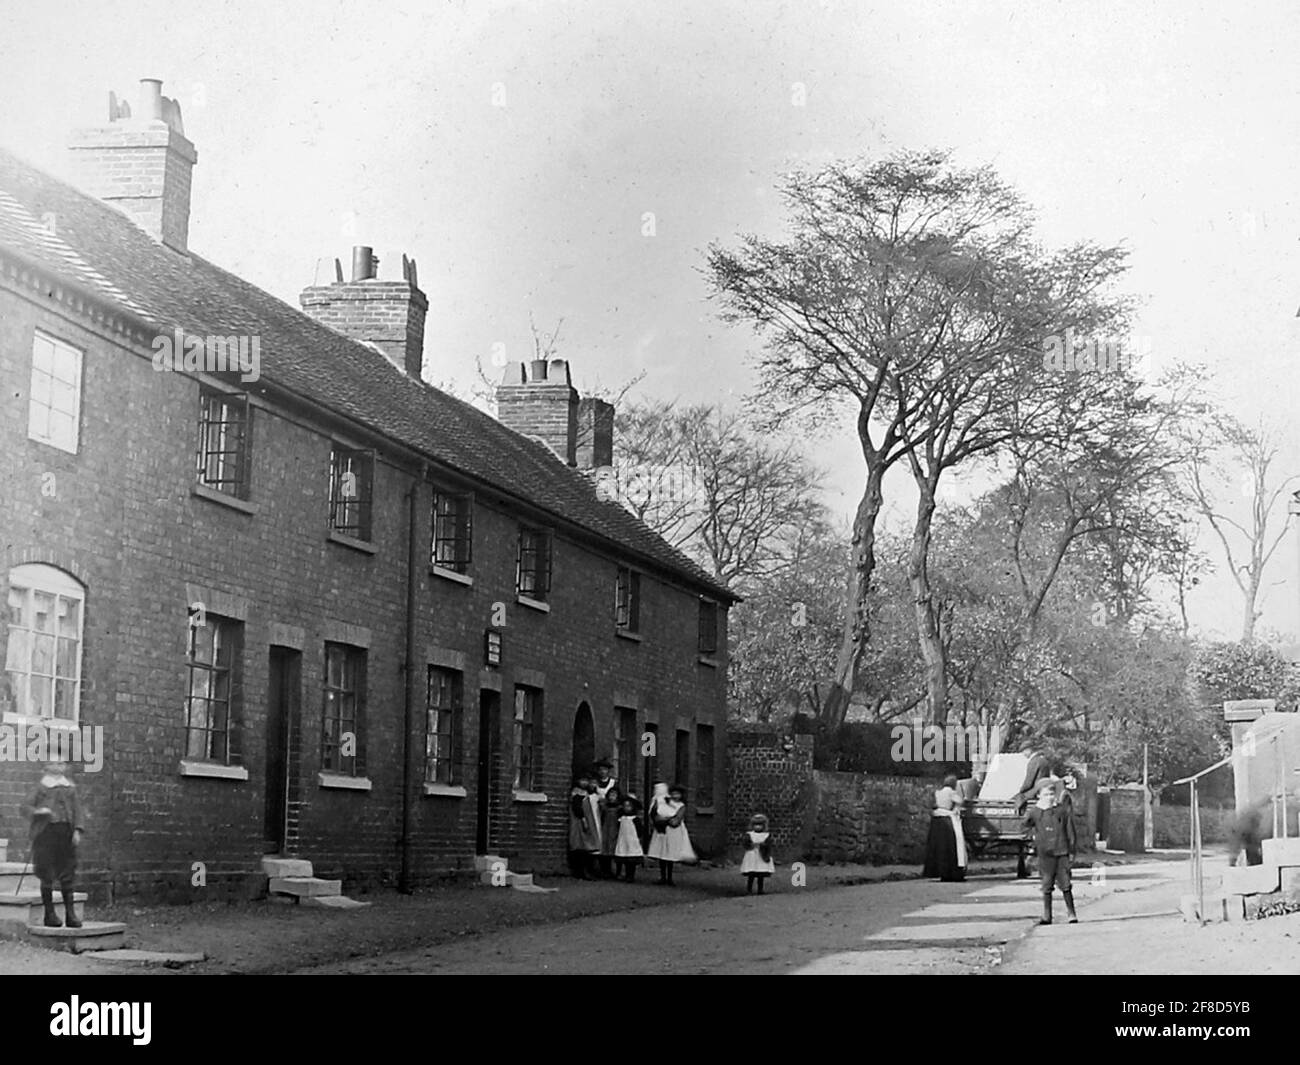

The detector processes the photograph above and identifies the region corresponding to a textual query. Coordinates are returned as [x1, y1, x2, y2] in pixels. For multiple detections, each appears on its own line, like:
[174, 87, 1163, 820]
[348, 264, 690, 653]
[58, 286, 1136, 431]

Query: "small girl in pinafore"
[741, 812, 775, 894]
[646, 782, 696, 885]
[613, 796, 645, 881]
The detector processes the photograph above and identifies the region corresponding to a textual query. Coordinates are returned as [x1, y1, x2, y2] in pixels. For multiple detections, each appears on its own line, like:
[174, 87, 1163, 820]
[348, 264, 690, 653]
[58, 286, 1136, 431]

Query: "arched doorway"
[572, 702, 595, 780]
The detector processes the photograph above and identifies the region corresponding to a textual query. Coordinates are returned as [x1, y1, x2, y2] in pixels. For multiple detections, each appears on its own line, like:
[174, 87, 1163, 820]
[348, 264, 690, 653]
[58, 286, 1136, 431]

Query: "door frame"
[476, 688, 500, 854]
[265, 646, 300, 854]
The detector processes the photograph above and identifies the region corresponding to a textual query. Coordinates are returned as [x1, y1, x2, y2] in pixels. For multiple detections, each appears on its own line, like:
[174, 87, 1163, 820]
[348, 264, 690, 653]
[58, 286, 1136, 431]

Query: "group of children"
[568, 760, 777, 892]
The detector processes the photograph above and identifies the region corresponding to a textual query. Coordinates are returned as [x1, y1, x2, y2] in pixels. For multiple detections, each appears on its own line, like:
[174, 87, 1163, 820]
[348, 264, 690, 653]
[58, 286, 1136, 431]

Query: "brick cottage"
[0, 79, 734, 901]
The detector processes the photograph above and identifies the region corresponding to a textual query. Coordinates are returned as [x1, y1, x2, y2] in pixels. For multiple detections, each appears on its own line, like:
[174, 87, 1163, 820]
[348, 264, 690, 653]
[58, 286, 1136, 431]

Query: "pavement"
[6, 849, 1297, 974]
[1001, 852, 1300, 975]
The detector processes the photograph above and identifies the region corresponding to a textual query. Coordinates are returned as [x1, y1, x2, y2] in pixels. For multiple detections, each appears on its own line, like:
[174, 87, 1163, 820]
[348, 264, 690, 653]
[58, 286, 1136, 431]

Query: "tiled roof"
[0, 145, 736, 603]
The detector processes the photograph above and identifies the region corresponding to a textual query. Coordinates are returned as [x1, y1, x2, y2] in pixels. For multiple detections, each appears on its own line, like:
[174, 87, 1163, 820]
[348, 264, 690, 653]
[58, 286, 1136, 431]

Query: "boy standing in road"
[1023, 778, 1077, 926]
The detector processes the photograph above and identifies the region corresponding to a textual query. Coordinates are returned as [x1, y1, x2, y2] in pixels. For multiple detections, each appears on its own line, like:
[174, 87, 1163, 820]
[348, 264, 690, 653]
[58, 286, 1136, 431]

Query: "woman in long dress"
[923, 772, 968, 882]
[646, 782, 696, 885]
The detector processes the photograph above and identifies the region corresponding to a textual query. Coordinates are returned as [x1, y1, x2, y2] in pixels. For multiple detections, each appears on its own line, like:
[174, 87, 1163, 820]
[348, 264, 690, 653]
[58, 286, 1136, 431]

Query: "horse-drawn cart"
[961, 754, 1032, 878]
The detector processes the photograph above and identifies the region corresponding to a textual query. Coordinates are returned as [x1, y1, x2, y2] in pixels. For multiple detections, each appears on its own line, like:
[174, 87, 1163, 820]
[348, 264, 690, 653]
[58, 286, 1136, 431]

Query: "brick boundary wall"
[725, 727, 815, 857]
[727, 728, 1102, 867]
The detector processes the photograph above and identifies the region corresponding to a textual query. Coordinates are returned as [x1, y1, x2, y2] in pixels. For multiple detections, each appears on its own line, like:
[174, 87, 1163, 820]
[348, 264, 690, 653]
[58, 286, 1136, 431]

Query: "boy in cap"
[1023, 778, 1077, 925]
[28, 760, 84, 928]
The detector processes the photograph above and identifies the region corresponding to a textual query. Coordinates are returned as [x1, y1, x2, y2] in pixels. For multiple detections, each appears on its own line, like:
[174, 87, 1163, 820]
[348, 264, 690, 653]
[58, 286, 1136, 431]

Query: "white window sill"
[696, 805, 716, 816]
[27, 432, 78, 456]
[430, 566, 473, 586]
[180, 760, 249, 781]
[423, 783, 468, 798]
[191, 482, 259, 515]
[327, 530, 378, 555]
[516, 595, 550, 613]
[697, 655, 720, 668]
[3, 713, 80, 731]
[318, 772, 373, 791]
[512, 789, 549, 804]
[615, 628, 642, 642]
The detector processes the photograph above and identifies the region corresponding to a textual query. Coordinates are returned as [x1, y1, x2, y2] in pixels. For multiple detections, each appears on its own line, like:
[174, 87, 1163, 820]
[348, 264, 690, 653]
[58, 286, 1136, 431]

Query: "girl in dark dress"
[923, 773, 967, 882]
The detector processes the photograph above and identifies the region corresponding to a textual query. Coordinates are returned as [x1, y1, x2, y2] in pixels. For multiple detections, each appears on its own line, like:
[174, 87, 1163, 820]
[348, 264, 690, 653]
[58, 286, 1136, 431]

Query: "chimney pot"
[530, 359, 549, 381]
[351, 246, 376, 281]
[138, 79, 164, 122]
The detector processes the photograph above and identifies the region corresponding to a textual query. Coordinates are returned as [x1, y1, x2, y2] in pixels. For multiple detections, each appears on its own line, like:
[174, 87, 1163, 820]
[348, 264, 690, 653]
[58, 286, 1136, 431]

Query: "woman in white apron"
[922, 772, 968, 882]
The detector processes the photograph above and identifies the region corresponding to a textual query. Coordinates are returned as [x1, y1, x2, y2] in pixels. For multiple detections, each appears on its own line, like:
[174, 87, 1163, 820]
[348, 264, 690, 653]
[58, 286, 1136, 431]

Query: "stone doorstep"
[268, 876, 342, 898]
[1221, 864, 1281, 896]
[82, 949, 205, 966]
[1262, 837, 1300, 866]
[0, 892, 86, 924]
[27, 922, 126, 953]
[261, 857, 313, 879]
[301, 895, 370, 910]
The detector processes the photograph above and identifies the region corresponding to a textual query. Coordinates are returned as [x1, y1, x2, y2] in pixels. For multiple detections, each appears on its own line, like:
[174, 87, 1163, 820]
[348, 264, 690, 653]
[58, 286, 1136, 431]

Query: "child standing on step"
[613, 796, 645, 881]
[27, 761, 84, 928]
[741, 812, 775, 894]
[647, 782, 696, 885]
[1023, 778, 1077, 925]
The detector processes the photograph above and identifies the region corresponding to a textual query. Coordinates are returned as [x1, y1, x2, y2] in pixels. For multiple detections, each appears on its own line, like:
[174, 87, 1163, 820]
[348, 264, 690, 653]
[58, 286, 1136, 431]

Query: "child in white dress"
[646, 782, 696, 885]
[613, 796, 645, 881]
[741, 812, 775, 894]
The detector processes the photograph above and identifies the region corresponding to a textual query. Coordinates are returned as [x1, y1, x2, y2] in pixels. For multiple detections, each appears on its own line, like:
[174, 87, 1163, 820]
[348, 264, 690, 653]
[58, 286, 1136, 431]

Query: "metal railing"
[1171, 755, 1232, 926]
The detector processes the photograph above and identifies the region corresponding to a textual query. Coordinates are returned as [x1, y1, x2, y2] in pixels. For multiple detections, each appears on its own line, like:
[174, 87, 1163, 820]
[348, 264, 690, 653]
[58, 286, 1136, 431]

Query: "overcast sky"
[3, 0, 1300, 641]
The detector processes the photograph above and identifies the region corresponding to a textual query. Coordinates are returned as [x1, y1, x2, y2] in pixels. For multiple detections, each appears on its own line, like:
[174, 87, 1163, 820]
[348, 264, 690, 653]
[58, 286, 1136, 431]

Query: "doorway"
[642, 722, 659, 814]
[572, 701, 595, 779]
[265, 647, 300, 854]
[476, 689, 500, 854]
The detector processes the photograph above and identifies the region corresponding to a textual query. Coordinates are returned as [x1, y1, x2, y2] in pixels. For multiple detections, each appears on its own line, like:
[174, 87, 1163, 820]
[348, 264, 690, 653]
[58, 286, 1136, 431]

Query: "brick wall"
[726, 727, 815, 855]
[727, 729, 1100, 866]
[809, 771, 936, 864]
[1152, 803, 1235, 847]
[0, 275, 728, 901]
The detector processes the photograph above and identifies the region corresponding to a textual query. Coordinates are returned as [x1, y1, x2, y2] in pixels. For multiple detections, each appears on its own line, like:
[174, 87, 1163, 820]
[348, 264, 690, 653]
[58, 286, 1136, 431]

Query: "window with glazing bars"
[186, 613, 239, 763]
[516, 526, 552, 600]
[432, 491, 472, 572]
[196, 389, 252, 499]
[329, 447, 374, 541]
[512, 686, 543, 791]
[425, 667, 463, 785]
[615, 567, 640, 632]
[615, 707, 637, 794]
[323, 643, 365, 775]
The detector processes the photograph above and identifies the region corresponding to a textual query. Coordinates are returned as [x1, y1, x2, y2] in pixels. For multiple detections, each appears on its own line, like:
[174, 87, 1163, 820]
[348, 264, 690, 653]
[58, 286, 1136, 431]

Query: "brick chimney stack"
[577, 397, 614, 469]
[496, 359, 580, 466]
[299, 246, 429, 378]
[68, 79, 197, 253]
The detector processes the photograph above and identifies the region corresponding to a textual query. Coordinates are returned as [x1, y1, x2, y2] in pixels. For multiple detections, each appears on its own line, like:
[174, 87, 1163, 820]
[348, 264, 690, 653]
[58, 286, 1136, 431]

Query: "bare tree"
[1186, 415, 1298, 643]
[613, 402, 824, 592]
